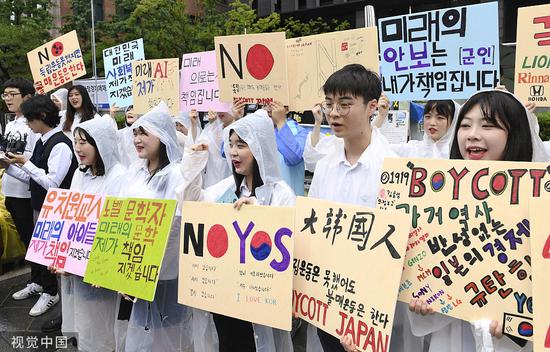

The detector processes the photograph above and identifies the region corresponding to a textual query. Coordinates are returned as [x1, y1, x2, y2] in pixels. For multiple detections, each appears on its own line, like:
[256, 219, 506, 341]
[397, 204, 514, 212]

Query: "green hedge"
[537, 111, 550, 141]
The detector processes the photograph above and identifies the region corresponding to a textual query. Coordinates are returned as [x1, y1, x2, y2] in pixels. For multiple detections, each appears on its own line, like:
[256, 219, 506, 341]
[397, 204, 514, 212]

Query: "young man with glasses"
[1, 78, 40, 263]
[307, 64, 420, 352]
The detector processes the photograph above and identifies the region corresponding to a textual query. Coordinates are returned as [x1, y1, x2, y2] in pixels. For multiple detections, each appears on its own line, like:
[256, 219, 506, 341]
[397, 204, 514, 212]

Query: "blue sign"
[103, 38, 145, 108]
[378, 3, 500, 100]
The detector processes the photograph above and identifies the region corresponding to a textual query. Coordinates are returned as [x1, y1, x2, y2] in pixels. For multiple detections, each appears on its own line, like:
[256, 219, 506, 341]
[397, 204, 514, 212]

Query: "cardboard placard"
[378, 3, 499, 100]
[179, 201, 294, 331]
[27, 31, 86, 94]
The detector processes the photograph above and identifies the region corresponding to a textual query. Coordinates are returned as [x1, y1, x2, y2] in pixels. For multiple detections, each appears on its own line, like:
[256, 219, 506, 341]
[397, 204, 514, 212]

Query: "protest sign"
[378, 3, 499, 100]
[74, 78, 109, 110]
[103, 38, 145, 108]
[132, 58, 180, 116]
[378, 158, 543, 337]
[514, 4, 550, 107]
[179, 201, 294, 330]
[286, 27, 379, 111]
[180, 50, 229, 112]
[293, 196, 408, 351]
[26, 189, 104, 277]
[377, 110, 410, 145]
[84, 197, 177, 301]
[215, 32, 288, 105]
[27, 30, 86, 94]
[528, 197, 550, 348]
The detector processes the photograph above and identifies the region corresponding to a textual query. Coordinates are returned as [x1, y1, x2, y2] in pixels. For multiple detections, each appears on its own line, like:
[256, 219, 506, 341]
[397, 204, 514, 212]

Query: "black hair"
[64, 85, 97, 132]
[322, 64, 382, 105]
[21, 95, 60, 128]
[74, 127, 106, 176]
[229, 130, 264, 197]
[2, 77, 35, 97]
[424, 100, 455, 122]
[125, 105, 134, 126]
[449, 91, 533, 161]
[135, 126, 170, 182]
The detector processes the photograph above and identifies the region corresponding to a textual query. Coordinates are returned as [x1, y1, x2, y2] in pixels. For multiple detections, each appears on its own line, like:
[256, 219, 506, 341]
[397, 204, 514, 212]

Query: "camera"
[2, 131, 27, 155]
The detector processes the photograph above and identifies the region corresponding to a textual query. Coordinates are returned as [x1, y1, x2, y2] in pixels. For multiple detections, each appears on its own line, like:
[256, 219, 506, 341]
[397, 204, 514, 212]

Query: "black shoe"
[41, 315, 62, 333]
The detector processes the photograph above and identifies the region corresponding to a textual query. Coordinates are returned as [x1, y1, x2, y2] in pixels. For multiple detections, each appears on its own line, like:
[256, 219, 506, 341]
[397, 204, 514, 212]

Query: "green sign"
[84, 197, 176, 301]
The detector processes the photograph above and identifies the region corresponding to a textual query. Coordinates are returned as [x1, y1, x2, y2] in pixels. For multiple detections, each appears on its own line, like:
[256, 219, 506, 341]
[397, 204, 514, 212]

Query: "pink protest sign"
[180, 50, 230, 112]
[25, 188, 105, 277]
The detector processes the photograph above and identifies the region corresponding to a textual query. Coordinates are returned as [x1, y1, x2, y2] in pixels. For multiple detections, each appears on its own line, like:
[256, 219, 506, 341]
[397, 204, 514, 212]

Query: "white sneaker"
[29, 293, 59, 317]
[12, 283, 43, 300]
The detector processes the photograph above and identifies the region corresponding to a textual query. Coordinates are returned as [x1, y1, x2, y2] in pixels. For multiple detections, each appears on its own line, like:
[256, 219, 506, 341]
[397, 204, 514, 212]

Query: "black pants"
[31, 209, 58, 296]
[5, 197, 34, 248]
[213, 313, 256, 352]
[317, 328, 345, 352]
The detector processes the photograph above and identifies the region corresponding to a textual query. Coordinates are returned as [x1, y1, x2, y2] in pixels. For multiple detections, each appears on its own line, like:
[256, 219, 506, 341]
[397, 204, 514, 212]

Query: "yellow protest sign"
[378, 158, 543, 337]
[286, 27, 379, 111]
[293, 197, 408, 351]
[215, 32, 289, 105]
[514, 4, 550, 107]
[179, 201, 294, 331]
[529, 197, 550, 349]
[27, 30, 86, 94]
[132, 58, 180, 116]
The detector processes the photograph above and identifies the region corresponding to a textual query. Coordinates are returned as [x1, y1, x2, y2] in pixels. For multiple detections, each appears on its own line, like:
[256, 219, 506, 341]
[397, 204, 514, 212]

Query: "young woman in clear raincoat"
[119, 102, 193, 352]
[58, 115, 127, 351]
[51, 88, 68, 119]
[195, 110, 234, 188]
[408, 89, 548, 352]
[386, 100, 460, 159]
[177, 109, 295, 352]
[115, 105, 141, 167]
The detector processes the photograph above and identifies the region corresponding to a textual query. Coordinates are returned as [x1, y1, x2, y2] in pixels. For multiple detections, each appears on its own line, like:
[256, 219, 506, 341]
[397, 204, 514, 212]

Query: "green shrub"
[537, 111, 550, 141]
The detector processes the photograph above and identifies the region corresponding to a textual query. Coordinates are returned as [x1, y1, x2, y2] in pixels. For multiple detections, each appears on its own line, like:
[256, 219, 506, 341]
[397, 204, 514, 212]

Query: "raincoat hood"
[52, 88, 68, 111]
[451, 89, 550, 162]
[132, 101, 183, 163]
[418, 100, 461, 158]
[222, 109, 281, 187]
[174, 111, 190, 128]
[75, 115, 122, 172]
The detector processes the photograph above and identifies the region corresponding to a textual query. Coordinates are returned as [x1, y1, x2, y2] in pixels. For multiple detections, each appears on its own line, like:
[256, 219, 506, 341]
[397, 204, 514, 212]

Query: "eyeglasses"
[1, 92, 22, 100]
[321, 101, 353, 117]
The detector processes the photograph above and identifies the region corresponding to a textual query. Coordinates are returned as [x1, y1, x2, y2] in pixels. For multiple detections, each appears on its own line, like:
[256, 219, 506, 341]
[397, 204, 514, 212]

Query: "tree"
[0, 0, 54, 84]
[63, 0, 350, 76]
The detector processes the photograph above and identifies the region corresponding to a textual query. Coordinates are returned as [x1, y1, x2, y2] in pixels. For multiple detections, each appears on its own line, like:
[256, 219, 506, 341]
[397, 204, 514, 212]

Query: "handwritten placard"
[132, 58, 180, 116]
[27, 30, 86, 94]
[215, 32, 289, 105]
[25, 189, 105, 277]
[180, 50, 229, 112]
[286, 27, 379, 111]
[378, 3, 499, 100]
[514, 4, 550, 107]
[293, 196, 408, 351]
[179, 201, 294, 330]
[378, 158, 543, 338]
[84, 197, 177, 301]
[103, 38, 145, 108]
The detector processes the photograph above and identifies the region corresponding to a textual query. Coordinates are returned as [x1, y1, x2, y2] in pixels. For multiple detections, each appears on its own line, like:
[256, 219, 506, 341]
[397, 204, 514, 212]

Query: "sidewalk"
[0, 267, 76, 352]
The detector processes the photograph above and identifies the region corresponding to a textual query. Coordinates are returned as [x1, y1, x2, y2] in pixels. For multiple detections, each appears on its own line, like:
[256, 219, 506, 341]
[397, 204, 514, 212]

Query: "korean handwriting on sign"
[300, 208, 400, 258]
[97, 199, 169, 283]
[40, 189, 103, 223]
[533, 15, 550, 46]
[379, 4, 499, 99]
[35, 49, 84, 94]
[380, 7, 467, 44]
